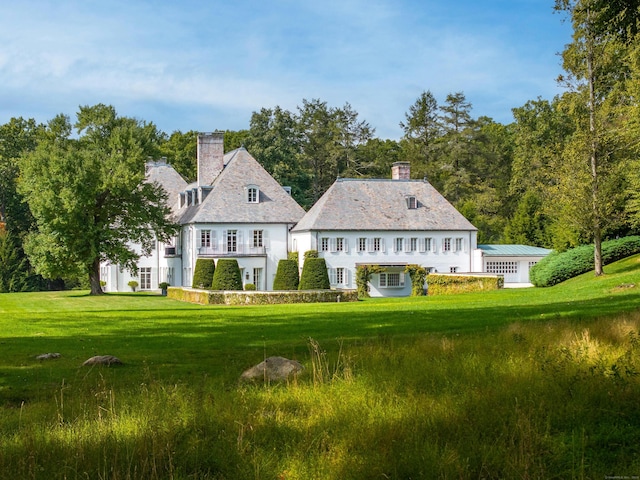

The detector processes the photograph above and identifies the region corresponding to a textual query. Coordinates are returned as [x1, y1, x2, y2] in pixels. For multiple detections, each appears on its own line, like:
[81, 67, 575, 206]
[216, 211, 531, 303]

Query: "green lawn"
[1, 255, 640, 479]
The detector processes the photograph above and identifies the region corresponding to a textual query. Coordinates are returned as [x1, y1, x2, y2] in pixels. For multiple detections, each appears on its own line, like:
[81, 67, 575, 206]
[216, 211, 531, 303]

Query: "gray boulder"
[240, 356, 303, 382]
[82, 355, 123, 366]
[36, 353, 61, 360]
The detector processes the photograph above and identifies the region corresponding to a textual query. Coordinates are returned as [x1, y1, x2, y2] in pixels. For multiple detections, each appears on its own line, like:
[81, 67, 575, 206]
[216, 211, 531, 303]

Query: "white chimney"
[197, 132, 224, 186]
[391, 161, 410, 180]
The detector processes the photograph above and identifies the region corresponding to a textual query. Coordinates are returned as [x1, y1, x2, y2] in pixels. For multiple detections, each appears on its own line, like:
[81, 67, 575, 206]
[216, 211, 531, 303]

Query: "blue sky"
[0, 0, 572, 140]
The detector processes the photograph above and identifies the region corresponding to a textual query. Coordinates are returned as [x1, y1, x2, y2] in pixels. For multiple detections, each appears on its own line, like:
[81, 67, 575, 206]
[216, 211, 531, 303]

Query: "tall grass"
[1, 256, 639, 478]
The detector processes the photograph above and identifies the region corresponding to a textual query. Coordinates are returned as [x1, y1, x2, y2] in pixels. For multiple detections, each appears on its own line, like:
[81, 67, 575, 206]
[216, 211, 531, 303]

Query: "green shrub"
[273, 259, 300, 290]
[355, 265, 385, 298]
[299, 257, 330, 290]
[288, 251, 299, 262]
[211, 259, 243, 290]
[405, 264, 427, 296]
[244, 283, 256, 291]
[192, 258, 215, 289]
[530, 236, 640, 287]
[127, 280, 138, 292]
[304, 250, 318, 260]
[427, 274, 503, 295]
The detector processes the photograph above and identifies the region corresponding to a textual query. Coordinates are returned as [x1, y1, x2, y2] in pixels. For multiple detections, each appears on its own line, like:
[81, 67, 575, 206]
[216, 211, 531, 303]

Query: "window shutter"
[343, 238, 349, 253]
[432, 239, 438, 253]
[237, 231, 244, 254]
[329, 268, 336, 285]
[381, 238, 386, 253]
[212, 231, 217, 251]
[263, 230, 270, 249]
[222, 230, 228, 253]
[367, 238, 373, 252]
[330, 238, 337, 252]
[399, 273, 406, 287]
[345, 268, 350, 286]
[419, 238, 426, 253]
[452, 240, 457, 252]
[379, 273, 386, 287]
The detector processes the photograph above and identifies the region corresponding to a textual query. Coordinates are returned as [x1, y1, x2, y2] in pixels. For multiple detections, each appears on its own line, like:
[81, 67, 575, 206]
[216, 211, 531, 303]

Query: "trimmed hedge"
[299, 257, 330, 290]
[273, 259, 300, 290]
[427, 274, 503, 296]
[192, 258, 215, 289]
[211, 259, 243, 290]
[168, 287, 358, 305]
[529, 236, 640, 287]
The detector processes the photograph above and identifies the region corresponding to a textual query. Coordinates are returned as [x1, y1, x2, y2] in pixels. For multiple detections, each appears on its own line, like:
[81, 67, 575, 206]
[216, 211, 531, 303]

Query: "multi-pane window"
[253, 230, 263, 248]
[247, 187, 258, 203]
[336, 238, 345, 252]
[373, 237, 382, 252]
[226, 230, 237, 253]
[320, 237, 329, 252]
[409, 238, 417, 252]
[358, 237, 367, 252]
[140, 267, 152, 290]
[449, 266, 458, 273]
[379, 272, 403, 288]
[486, 261, 518, 274]
[406, 196, 417, 209]
[395, 238, 404, 252]
[200, 230, 211, 248]
[443, 238, 452, 252]
[422, 237, 433, 252]
[455, 238, 464, 252]
[336, 267, 345, 285]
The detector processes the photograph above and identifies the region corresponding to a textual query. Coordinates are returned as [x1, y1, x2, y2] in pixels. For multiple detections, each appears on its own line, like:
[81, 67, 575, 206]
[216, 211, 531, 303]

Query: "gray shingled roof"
[146, 161, 188, 215]
[178, 148, 306, 224]
[291, 178, 477, 232]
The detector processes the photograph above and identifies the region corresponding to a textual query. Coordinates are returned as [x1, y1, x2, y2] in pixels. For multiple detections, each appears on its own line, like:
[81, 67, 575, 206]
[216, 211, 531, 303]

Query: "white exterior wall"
[483, 255, 546, 284]
[292, 230, 478, 297]
[182, 223, 292, 290]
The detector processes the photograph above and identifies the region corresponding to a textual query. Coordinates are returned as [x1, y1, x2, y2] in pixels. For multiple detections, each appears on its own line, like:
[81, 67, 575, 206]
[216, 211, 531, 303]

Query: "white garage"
[477, 245, 552, 285]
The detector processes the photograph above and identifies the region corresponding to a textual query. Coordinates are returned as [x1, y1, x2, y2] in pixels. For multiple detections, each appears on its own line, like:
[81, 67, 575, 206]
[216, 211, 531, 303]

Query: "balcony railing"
[198, 244, 266, 256]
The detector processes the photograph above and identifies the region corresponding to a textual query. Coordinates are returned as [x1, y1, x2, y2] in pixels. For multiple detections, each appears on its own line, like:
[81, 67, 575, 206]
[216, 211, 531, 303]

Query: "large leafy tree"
[554, 0, 634, 274]
[18, 104, 178, 295]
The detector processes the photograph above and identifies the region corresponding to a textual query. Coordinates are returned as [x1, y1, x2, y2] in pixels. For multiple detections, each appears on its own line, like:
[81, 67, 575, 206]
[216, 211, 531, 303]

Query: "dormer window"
[246, 185, 259, 203]
[406, 196, 417, 209]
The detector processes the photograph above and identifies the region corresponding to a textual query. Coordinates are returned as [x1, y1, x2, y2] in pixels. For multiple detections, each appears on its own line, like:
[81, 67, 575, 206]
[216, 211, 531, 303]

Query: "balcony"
[198, 244, 266, 257]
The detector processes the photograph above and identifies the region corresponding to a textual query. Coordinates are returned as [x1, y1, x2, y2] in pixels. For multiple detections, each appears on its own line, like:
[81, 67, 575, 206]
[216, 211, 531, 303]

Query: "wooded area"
[1, 0, 639, 291]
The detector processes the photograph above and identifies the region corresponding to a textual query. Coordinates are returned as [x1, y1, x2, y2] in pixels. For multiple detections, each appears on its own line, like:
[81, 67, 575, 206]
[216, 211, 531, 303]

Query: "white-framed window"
[336, 237, 345, 252]
[450, 266, 458, 273]
[455, 238, 464, 252]
[420, 237, 433, 253]
[379, 272, 405, 288]
[372, 237, 383, 252]
[140, 267, 152, 290]
[406, 196, 417, 209]
[443, 238, 452, 252]
[409, 238, 418, 252]
[200, 230, 211, 248]
[358, 237, 367, 252]
[320, 237, 329, 252]
[226, 230, 238, 253]
[394, 238, 404, 252]
[252, 230, 263, 248]
[247, 185, 259, 203]
[253, 268, 263, 289]
[329, 267, 347, 286]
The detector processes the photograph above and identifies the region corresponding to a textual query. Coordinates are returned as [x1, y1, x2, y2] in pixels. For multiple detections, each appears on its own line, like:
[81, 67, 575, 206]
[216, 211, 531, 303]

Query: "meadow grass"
[0, 255, 639, 479]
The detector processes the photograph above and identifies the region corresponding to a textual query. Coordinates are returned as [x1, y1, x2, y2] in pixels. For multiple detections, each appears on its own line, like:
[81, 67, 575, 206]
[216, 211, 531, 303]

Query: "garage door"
[485, 261, 519, 283]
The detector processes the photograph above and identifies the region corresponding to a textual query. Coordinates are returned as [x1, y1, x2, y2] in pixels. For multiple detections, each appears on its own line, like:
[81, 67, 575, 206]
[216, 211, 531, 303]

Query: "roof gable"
[178, 148, 305, 224]
[292, 178, 476, 232]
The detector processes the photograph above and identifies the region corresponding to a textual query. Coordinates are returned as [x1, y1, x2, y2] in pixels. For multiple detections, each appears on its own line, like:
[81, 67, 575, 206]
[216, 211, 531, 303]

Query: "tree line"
[0, 0, 638, 292]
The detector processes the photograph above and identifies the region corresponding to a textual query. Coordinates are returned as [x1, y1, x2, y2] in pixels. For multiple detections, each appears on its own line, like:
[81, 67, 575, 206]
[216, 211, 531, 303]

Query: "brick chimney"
[391, 161, 410, 180]
[197, 132, 224, 186]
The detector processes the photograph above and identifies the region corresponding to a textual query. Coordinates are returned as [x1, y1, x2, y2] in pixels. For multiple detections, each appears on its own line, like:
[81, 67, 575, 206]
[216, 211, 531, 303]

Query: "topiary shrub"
[273, 259, 300, 290]
[244, 283, 256, 291]
[299, 257, 330, 290]
[192, 258, 215, 289]
[304, 250, 318, 260]
[427, 274, 503, 295]
[211, 259, 243, 290]
[288, 251, 299, 262]
[530, 235, 640, 287]
[127, 280, 138, 292]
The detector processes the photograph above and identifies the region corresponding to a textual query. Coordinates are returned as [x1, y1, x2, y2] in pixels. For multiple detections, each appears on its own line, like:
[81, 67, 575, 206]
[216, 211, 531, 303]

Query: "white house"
[290, 162, 480, 297]
[101, 135, 550, 295]
[101, 132, 306, 292]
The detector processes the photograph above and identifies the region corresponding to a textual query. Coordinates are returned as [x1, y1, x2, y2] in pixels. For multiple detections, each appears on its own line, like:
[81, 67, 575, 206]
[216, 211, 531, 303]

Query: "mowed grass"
[1, 256, 640, 479]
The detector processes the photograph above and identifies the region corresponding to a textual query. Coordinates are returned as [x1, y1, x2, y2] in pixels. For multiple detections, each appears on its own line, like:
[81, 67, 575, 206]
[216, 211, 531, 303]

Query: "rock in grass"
[240, 356, 303, 382]
[82, 355, 123, 366]
[36, 353, 61, 360]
